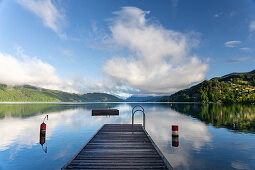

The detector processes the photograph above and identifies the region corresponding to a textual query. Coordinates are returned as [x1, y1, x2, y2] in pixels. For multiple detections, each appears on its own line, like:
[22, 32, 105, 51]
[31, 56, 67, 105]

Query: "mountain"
[0, 84, 123, 102]
[125, 96, 163, 102]
[160, 70, 255, 103]
[249, 69, 255, 74]
[222, 69, 255, 77]
[81, 93, 123, 102]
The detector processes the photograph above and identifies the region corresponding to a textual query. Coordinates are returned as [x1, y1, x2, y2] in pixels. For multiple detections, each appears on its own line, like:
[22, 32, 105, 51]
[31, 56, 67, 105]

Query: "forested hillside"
[125, 96, 163, 102]
[160, 70, 255, 103]
[0, 84, 123, 102]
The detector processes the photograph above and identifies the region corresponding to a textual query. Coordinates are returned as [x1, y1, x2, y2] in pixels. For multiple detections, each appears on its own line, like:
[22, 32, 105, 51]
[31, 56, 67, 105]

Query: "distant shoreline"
[0, 101, 197, 104]
[0, 101, 253, 104]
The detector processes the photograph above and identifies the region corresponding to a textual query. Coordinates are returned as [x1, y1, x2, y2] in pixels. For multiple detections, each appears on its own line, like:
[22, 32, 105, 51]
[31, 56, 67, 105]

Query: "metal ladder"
[132, 105, 146, 129]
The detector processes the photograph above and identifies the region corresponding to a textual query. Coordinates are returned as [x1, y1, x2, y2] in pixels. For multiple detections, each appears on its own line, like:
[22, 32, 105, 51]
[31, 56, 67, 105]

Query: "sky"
[0, 0, 254, 97]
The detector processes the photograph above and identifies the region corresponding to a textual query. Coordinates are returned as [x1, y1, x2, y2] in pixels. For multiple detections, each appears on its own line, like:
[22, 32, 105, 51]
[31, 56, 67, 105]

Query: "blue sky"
[0, 0, 254, 97]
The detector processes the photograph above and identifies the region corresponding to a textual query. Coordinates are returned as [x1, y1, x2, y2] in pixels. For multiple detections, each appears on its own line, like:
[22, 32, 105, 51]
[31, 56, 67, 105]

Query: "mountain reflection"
[1, 103, 254, 170]
[0, 103, 121, 118]
[0, 103, 127, 152]
[171, 103, 255, 133]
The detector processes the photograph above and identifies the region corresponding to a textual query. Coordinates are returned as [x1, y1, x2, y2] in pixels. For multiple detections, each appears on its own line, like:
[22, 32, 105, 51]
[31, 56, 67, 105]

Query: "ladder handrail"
[132, 105, 145, 129]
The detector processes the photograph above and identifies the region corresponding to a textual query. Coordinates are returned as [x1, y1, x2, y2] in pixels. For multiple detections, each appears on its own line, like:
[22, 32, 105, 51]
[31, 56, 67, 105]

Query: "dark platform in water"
[92, 109, 119, 116]
[62, 124, 173, 169]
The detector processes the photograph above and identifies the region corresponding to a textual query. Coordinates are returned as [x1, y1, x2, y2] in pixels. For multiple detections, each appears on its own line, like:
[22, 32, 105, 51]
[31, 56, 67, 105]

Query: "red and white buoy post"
[172, 125, 179, 147]
[172, 125, 179, 137]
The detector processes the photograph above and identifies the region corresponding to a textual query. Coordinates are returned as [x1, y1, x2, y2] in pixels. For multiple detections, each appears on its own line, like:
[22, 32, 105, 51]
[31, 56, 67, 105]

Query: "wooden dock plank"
[62, 124, 173, 170]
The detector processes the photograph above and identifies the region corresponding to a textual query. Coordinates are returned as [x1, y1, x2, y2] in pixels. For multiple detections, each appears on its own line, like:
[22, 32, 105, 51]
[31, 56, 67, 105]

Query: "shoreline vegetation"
[0, 84, 123, 102]
[0, 101, 253, 104]
[0, 70, 254, 103]
[160, 70, 255, 104]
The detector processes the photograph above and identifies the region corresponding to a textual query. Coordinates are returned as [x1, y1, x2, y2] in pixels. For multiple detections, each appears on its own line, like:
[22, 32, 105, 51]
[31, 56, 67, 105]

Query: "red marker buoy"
[40, 115, 48, 153]
[172, 125, 179, 137]
[40, 123, 46, 135]
[40, 115, 48, 136]
[132, 105, 134, 107]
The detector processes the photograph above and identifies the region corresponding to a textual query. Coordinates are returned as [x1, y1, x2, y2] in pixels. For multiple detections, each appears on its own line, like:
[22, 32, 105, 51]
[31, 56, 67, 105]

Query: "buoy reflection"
[172, 136, 179, 147]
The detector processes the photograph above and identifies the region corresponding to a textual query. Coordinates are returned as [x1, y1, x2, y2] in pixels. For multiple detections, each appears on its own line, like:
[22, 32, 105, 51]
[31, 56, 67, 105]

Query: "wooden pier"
[92, 109, 119, 116]
[62, 124, 173, 169]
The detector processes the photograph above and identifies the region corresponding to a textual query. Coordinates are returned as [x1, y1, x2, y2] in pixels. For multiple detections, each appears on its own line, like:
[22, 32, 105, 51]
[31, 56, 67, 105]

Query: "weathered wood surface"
[92, 109, 119, 116]
[62, 124, 173, 170]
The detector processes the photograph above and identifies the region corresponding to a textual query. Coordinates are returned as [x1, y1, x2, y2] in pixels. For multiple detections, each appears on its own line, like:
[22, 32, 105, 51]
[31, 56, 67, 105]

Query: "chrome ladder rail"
[132, 105, 145, 129]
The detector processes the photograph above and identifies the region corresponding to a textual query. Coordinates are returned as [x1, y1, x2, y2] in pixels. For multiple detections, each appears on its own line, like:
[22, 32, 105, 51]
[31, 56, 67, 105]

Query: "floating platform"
[92, 109, 119, 116]
[62, 124, 173, 169]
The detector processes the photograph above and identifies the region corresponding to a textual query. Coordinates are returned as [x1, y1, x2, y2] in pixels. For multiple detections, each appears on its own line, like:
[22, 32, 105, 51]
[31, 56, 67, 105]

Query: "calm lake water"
[0, 103, 254, 170]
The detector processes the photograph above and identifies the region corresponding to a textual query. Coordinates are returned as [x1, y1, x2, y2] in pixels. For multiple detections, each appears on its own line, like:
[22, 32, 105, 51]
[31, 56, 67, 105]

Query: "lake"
[0, 103, 254, 170]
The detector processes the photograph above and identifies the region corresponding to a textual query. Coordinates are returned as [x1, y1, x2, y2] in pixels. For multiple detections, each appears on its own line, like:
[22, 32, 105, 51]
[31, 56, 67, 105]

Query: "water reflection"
[39, 132, 47, 153]
[172, 136, 179, 147]
[144, 105, 212, 169]
[171, 103, 255, 133]
[0, 103, 127, 152]
[0, 103, 254, 170]
[0, 103, 121, 118]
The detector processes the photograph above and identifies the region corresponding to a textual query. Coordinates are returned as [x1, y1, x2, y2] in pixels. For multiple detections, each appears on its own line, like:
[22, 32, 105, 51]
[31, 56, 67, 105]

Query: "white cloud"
[0, 48, 103, 94]
[103, 7, 209, 95]
[226, 56, 250, 63]
[231, 161, 249, 170]
[213, 12, 223, 18]
[16, 0, 66, 38]
[249, 20, 255, 32]
[0, 51, 62, 88]
[229, 11, 236, 18]
[213, 14, 220, 18]
[224, 41, 242, 48]
[60, 48, 73, 57]
[239, 47, 251, 51]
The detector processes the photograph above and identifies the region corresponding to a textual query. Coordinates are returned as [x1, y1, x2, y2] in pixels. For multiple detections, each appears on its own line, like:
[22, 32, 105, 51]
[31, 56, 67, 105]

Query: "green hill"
[0, 84, 123, 102]
[160, 70, 255, 103]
